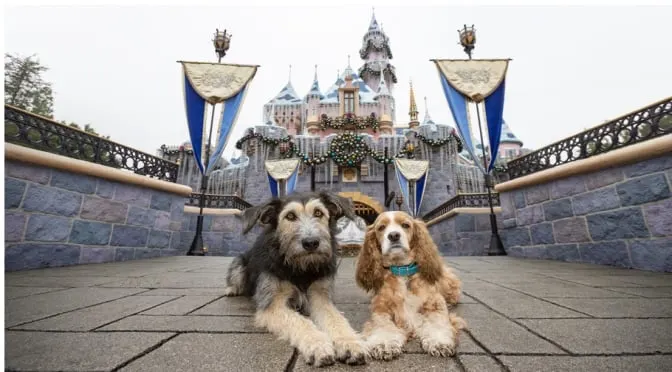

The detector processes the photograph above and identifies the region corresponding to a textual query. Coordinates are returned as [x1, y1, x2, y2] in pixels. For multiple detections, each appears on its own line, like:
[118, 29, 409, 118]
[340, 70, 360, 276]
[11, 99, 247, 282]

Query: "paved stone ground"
[5, 256, 672, 371]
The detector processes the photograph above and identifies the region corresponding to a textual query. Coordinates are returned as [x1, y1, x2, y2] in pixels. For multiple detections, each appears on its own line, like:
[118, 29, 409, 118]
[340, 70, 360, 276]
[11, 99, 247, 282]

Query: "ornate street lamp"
[187, 29, 233, 256]
[457, 24, 506, 256]
[458, 24, 476, 60]
[213, 29, 231, 62]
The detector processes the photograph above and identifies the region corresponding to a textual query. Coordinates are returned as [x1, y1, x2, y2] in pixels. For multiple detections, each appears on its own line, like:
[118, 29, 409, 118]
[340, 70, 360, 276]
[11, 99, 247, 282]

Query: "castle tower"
[264, 65, 303, 135]
[408, 81, 420, 128]
[375, 73, 393, 134]
[339, 57, 359, 116]
[305, 65, 322, 135]
[358, 9, 397, 94]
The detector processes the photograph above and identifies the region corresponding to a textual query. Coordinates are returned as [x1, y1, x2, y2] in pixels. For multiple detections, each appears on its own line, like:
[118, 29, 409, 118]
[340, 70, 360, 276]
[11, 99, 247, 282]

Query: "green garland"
[234, 129, 461, 167]
[319, 113, 379, 132]
[415, 132, 464, 153]
[235, 130, 295, 158]
[328, 132, 369, 166]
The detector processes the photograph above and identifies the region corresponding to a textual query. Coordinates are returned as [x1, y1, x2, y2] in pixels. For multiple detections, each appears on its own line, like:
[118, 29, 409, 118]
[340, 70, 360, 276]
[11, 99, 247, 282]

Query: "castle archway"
[338, 192, 384, 225]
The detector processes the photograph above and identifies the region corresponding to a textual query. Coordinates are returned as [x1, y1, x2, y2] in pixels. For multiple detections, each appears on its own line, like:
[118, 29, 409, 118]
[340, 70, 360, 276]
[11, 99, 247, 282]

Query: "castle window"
[344, 92, 355, 114]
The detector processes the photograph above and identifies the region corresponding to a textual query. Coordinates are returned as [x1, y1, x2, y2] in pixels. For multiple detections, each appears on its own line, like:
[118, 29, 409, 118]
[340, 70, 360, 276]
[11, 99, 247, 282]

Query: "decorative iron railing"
[506, 97, 672, 180]
[422, 193, 500, 222]
[5, 105, 178, 182]
[186, 193, 253, 210]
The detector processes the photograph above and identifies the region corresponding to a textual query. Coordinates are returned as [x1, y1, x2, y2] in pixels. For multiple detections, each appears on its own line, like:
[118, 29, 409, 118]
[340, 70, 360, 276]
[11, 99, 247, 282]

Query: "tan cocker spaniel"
[355, 211, 465, 360]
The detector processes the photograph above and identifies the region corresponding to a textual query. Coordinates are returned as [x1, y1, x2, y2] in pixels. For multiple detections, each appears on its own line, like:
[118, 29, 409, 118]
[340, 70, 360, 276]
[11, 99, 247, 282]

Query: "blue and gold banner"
[265, 159, 301, 198]
[433, 59, 509, 172]
[180, 61, 259, 174]
[394, 159, 430, 217]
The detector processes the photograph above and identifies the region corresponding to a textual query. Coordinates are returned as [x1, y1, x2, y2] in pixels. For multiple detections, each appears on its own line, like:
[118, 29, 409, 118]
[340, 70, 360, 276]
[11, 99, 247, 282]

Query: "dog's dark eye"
[401, 223, 411, 229]
[377, 224, 386, 232]
[313, 209, 323, 218]
[285, 212, 297, 221]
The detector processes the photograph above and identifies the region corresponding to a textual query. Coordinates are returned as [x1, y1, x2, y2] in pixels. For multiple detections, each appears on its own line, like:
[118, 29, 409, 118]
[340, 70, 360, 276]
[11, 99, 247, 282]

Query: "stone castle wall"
[427, 212, 503, 256]
[5, 160, 187, 271]
[498, 153, 672, 272]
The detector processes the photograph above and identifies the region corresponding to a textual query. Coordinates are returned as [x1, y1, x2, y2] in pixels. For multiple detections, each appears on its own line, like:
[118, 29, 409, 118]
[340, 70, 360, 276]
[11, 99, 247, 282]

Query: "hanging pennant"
[394, 159, 430, 217]
[433, 59, 509, 172]
[265, 159, 301, 198]
[180, 61, 259, 174]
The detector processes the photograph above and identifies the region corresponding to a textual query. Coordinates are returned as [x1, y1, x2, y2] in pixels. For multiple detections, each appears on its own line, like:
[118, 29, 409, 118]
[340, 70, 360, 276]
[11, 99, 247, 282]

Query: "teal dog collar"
[389, 263, 419, 277]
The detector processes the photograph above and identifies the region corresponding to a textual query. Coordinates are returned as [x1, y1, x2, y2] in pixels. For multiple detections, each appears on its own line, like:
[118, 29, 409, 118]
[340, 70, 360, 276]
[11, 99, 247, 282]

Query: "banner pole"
[188, 53, 224, 256]
[474, 101, 505, 256]
[279, 179, 287, 198]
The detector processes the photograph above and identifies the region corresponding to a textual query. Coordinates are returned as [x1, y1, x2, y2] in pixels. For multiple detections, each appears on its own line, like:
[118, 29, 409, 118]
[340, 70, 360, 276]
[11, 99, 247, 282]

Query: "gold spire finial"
[409, 80, 419, 123]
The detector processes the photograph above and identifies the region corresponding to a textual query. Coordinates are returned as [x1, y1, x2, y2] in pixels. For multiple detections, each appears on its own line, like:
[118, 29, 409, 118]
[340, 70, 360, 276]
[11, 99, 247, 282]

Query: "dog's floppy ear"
[356, 226, 385, 293]
[410, 218, 443, 284]
[319, 192, 356, 221]
[241, 199, 281, 235]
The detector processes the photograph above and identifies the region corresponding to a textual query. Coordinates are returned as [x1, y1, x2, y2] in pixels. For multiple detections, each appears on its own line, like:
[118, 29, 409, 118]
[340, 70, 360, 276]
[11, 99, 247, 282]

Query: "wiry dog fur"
[224, 192, 368, 367]
[355, 211, 465, 361]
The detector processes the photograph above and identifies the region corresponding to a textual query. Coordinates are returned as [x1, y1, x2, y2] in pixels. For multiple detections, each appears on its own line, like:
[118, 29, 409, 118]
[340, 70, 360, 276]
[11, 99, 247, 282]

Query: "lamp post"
[395, 194, 404, 211]
[458, 24, 506, 256]
[187, 29, 232, 256]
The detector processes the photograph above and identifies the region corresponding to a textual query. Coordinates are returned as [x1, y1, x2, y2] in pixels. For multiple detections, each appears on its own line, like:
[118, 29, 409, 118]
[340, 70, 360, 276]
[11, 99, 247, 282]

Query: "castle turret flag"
[395, 159, 430, 217]
[433, 59, 509, 172]
[180, 61, 258, 174]
[265, 159, 301, 198]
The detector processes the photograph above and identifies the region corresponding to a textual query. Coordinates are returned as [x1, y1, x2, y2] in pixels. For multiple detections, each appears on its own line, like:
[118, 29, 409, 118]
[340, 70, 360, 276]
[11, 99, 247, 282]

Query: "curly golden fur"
[355, 211, 465, 360]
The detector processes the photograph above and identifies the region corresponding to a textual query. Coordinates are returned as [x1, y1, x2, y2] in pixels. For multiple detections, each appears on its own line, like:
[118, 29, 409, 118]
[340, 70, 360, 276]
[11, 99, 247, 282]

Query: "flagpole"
[459, 24, 506, 256]
[188, 29, 231, 256]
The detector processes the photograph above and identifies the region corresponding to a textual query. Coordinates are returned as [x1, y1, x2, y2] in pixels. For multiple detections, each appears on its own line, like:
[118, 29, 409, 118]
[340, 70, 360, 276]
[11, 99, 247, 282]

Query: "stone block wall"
[5, 160, 187, 271]
[427, 212, 502, 256]
[499, 153, 672, 272]
[176, 212, 251, 256]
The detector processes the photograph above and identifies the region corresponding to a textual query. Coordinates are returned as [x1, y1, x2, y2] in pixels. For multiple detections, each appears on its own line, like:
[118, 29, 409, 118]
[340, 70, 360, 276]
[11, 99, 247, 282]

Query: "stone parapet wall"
[176, 211, 251, 256]
[498, 153, 672, 272]
[427, 210, 502, 256]
[5, 160, 188, 271]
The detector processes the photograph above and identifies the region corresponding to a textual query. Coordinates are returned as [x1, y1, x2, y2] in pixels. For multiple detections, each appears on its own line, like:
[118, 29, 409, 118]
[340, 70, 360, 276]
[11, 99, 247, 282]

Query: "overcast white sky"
[5, 5, 672, 159]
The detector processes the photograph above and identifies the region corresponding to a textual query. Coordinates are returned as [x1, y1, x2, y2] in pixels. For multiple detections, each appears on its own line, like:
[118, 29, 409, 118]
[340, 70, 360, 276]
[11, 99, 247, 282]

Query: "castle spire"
[307, 64, 322, 99]
[359, 10, 396, 93]
[369, 7, 379, 31]
[288, 64, 292, 83]
[422, 96, 435, 125]
[409, 81, 420, 128]
[375, 61, 391, 98]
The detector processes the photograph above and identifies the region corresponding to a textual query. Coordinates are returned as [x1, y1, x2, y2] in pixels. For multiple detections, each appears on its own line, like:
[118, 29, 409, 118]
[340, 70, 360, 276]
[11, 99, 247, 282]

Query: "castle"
[159, 11, 524, 228]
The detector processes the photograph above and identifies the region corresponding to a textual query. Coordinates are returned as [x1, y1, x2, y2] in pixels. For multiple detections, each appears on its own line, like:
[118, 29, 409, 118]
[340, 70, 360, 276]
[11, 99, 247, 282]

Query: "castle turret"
[408, 81, 420, 128]
[305, 65, 322, 135]
[264, 65, 303, 135]
[339, 58, 359, 116]
[358, 9, 397, 93]
[422, 97, 436, 125]
[375, 69, 393, 134]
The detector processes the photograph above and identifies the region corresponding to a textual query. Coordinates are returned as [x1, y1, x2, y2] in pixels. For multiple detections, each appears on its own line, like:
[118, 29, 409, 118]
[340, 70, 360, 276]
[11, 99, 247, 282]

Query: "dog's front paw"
[333, 338, 367, 365]
[302, 340, 336, 367]
[222, 286, 240, 297]
[421, 338, 456, 357]
[367, 340, 403, 361]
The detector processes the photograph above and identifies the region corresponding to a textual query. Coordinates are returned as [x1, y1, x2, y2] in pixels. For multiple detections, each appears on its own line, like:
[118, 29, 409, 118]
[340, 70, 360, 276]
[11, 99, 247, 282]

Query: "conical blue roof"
[268, 81, 302, 105]
[500, 120, 523, 145]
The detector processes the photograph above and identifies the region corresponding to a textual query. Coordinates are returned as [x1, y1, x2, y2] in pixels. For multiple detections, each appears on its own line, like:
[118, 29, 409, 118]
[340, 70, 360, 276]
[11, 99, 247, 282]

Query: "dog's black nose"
[301, 238, 320, 251]
[388, 232, 401, 242]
